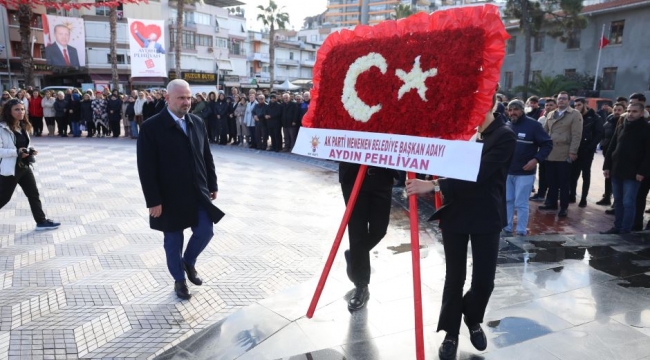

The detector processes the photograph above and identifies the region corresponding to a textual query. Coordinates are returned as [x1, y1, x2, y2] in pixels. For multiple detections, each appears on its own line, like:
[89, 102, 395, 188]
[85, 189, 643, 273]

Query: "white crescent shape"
[341, 52, 387, 123]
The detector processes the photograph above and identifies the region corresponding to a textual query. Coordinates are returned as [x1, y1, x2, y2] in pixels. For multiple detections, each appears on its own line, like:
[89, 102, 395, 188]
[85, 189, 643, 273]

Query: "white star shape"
[395, 56, 438, 101]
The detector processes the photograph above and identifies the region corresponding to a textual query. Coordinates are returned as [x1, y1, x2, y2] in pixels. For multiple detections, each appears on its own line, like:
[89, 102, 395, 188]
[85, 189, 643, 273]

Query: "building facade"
[324, 0, 435, 26]
[501, 0, 650, 99]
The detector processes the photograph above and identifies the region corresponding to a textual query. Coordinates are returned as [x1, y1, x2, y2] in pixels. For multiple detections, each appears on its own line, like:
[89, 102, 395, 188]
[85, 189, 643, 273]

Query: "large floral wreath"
[302, 5, 509, 141]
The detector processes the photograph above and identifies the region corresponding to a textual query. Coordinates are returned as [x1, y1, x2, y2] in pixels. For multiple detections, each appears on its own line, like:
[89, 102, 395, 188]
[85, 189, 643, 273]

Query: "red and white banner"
[293, 128, 482, 181]
[128, 19, 166, 77]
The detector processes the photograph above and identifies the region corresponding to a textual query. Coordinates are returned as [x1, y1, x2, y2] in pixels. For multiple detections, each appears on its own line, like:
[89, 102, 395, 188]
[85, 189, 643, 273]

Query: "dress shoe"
[558, 209, 568, 218]
[600, 227, 620, 234]
[578, 198, 587, 208]
[605, 209, 615, 215]
[569, 195, 576, 203]
[596, 197, 611, 206]
[183, 262, 203, 286]
[464, 316, 487, 351]
[538, 205, 558, 211]
[174, 281, 192, 300]
[348, 285, 369, 312]
[344, 250, 354, 283]
[529, 194, 545, 202]
[438, 335, 459, 360]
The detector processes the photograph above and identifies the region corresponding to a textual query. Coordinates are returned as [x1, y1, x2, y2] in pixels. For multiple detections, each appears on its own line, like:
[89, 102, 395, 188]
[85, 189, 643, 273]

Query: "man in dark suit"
[406, 90, 516, 360]
[137, 79, 224, 300]
[45, 24, 81, 67]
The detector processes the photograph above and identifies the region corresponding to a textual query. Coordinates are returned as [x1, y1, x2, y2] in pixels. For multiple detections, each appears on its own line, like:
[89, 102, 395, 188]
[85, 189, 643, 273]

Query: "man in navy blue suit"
[134, 24, 166, 54]
[45, 25, 81, 67]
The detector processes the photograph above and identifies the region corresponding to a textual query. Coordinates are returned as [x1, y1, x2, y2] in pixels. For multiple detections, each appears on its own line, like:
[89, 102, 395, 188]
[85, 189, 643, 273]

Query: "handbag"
[135, 115, 144, 125]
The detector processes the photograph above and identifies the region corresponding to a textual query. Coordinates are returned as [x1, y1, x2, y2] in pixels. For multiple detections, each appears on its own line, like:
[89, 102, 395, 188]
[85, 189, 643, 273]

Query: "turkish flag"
[599, 36, 609, 49]
[303, 5, 509, 141]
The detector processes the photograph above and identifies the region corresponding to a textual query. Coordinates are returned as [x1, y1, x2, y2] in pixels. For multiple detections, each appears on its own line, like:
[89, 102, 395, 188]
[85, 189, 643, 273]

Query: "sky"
[241, 0, 328, 31]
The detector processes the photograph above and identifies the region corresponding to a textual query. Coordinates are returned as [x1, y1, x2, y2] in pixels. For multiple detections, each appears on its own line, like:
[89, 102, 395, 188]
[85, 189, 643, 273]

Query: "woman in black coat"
[213, 93, 229, 145]
[142, 95, 156, 121]
[406, 105, 516, 359]
[66, 91, 82, 137]
[53, 92, 68, 137]
[106, 94, 123, 137]
[80, 94, 94, 137]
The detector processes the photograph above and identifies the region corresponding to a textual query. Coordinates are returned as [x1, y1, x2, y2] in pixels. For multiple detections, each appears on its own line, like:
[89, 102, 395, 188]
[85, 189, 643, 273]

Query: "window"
[96, 0, 110, 16]
[7, 11, 42, 28]
[533, 32, 545, 52]
[505, 72, 513, 90]
[194, 13, 211, 26]
[11, 42, 20, 57]
[37, 45, 45, 58]
[609, 20, 624, 45]
[196, 34, 213, 47]
[602, 67, 617, 90]
[230, 41, 244, 55]
[169, 30, 196, 50]
[532, 70, 542, 81]
[506, 36, 516, 55]
[106, 54, 126, 64]
[289, 52, 294, 60]
[567, 29, 581, 49]
[216, 38, 228, 48]
[310, 35, 318, 42]
[564, 69, 576, 77]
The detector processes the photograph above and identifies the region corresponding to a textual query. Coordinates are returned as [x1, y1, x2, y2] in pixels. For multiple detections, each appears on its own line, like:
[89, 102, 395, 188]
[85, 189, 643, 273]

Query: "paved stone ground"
[0, 136, 346, 359]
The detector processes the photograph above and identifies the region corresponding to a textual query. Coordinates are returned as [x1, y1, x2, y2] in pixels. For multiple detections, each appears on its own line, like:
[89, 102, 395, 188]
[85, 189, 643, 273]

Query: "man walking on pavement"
[503, 100, 552, 236]
[601, 102, 650, 234]
[539, 91, 583, 217]
[137, 79, 225, 300]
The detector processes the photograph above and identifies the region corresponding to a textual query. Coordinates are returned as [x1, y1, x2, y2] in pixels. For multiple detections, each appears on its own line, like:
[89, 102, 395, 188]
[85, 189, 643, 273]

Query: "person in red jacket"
[28, 91, 44, 137]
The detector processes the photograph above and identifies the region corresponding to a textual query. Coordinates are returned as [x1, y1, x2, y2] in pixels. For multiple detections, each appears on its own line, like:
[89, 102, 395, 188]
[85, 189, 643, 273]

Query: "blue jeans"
[612, 177, 641, 233]
[505, 174, 535, 234]
[163, 207, 214, 281]
[71, 121, 81, 137]
[130, 121, 138, 138]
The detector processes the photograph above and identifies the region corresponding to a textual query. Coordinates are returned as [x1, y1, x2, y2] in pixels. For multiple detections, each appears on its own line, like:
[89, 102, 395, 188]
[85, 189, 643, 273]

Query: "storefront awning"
[241, 82, 256, 88]
[223, 81, 240, 87]
[130, 77, 166, 85]
[216, 60, 233, 71]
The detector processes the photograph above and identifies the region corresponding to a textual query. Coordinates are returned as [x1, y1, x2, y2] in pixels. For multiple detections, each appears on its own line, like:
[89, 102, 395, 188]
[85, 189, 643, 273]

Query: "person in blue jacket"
[503, 100, 553, 236]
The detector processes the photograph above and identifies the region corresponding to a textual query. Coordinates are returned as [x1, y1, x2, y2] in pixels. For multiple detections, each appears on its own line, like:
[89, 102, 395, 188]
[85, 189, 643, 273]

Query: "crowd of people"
[0, 86, 311, 153]
[498, 91, 650, 235]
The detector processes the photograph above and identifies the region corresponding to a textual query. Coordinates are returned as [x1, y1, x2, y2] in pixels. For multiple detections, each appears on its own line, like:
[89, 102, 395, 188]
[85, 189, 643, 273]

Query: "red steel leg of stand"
[408, 172, 425, 360]
[307, 164, 368, 318]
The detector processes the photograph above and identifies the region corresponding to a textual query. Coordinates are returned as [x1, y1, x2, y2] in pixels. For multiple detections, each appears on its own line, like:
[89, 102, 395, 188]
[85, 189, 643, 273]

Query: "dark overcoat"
[431, 115, 516, 234]
[137, 108, 225, 232]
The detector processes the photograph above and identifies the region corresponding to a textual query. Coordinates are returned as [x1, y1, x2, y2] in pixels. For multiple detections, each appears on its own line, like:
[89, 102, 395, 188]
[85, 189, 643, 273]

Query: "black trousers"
[209, 117, 218, 142]
[0, 165, 47, 223]
[546, 160, 571, 209]
[268, 125, 282, 152]
[86, 120, 96, 137]
[437, 230, 500, 336]
[570, 152, 595, 200]
[634, 178, 650, 230]
[30, 116, 43, 136]
[55, 116, 68, 135]
[255, 121, 268, 149]
[227, 117, 237, 142]
[536, 161, 548, 198]
[109, 120, 121, 137]
[341, 183, 392, 286]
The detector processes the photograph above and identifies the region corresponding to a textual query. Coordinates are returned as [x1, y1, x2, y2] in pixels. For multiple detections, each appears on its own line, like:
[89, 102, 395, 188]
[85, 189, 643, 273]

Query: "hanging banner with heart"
[292, 5, 509, 181]
[128, 19, 167, 78]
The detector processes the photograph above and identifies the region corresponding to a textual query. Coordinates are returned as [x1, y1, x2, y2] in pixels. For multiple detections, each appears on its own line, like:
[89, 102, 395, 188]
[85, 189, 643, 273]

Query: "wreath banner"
[293, 5, 509, 180]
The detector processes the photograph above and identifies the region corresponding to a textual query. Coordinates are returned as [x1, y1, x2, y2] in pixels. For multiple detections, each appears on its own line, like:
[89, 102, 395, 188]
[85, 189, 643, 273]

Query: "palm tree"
[174, 0, 204, 76]
[256, 0, 289, 86]
[393, 4, 414, 19]
[17, 4, 34, 86]
[512, 75, 581, 97]
[109, 6, 119, 91]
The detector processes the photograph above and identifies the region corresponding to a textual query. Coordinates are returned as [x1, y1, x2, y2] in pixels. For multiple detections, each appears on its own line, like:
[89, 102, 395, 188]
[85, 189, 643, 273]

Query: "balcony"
[301, 59, 316, 67]
[276, 58, 300, 67]
[168, 18, 198, 30]
[248, 52, 270, 62]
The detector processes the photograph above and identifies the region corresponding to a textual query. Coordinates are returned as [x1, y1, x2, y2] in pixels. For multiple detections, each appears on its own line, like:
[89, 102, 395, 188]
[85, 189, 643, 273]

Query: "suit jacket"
[137, 108, 224, 232]
[431, 115, 516, 234]
[45, 43, 80, 67]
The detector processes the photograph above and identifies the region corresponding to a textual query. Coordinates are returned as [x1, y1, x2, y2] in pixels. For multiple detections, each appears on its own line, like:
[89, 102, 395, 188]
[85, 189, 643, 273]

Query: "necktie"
[554, 111, 560, 119]
[62, 49, 70, 66]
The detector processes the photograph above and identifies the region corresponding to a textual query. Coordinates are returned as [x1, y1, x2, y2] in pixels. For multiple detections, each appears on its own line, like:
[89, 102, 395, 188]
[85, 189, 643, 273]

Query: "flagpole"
[593, 24, 606, 91]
